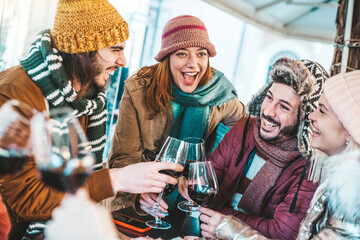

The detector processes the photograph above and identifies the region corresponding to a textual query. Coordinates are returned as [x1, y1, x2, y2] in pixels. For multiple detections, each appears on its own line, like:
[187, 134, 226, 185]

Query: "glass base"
[177, 200, 199, 212]
[143, 206, 169, 217]
[146, 219, 171, 229]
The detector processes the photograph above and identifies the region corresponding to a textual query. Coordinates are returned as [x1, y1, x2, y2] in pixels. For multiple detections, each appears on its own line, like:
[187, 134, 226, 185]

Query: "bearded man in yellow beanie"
[0, 0, 182, 238]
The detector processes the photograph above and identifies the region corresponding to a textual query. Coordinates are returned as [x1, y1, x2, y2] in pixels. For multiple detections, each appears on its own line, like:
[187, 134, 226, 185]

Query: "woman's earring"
[345, 140, 350, 146]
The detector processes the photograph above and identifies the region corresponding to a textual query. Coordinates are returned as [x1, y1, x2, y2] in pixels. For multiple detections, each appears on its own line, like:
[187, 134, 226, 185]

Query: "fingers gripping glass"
[144, 136, 187, 230]
[31, 108, 95, 193]
[177, 137, 206, 212]
[187, 161, 218, 211]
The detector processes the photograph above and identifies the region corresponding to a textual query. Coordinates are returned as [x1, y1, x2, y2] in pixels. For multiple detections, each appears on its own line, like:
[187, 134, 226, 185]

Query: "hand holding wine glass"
[31, 108, 95, 193]
[143, 136, 187, 230]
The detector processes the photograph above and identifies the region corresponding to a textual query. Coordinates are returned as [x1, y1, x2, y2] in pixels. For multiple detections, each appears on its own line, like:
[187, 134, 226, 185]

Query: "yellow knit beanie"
[51, 0, 129, 54]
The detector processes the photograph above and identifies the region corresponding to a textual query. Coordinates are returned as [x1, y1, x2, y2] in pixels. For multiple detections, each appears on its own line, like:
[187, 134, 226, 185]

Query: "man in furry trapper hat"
[179, 58, 329, 240]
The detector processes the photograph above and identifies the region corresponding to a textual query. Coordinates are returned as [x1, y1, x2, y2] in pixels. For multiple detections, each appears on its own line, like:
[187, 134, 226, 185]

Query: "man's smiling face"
[259, 82, 300, 143]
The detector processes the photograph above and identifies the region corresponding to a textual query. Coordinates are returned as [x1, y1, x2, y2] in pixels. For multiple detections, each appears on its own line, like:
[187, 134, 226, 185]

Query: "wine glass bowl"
[182, 137, 205, 179]
[187, 161, 218, 210]
[0, 100, 35, 176]
[31, 108, 95, 193]
[159, 159, 183, 196]
[177, 137, 205, 212]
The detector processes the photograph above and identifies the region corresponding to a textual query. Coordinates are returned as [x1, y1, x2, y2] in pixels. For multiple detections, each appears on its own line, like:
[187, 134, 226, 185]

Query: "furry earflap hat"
[247, 58, 329, 157]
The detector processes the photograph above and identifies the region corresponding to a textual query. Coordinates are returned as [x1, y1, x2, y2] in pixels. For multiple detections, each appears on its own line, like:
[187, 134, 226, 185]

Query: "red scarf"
[238, 119, 300, 216]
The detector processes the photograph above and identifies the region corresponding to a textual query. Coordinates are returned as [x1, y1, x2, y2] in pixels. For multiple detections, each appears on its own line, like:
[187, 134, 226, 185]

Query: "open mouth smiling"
[182, 72, 198, 84]
[104, 67, 118, 76]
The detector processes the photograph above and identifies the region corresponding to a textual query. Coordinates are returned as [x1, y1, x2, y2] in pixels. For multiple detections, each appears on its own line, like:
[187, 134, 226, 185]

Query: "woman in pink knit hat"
[296, 70, 360, 239]
[212, 70, 360, 240]
[107, 15, 247, 211]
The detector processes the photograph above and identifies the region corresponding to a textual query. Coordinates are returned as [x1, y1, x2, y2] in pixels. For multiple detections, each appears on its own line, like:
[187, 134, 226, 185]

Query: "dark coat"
[208, 117, 318, 240]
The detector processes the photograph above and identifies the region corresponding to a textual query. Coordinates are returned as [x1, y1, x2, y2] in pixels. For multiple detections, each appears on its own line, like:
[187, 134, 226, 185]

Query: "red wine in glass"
[187, 161, 218, 210]
[0, 155, 29, 176]
[0, 100, 36, 176]
[178, 137, 205, 212]
[188, 184, 218, 206]
[182, 160, 196, 179]
[39, 157, 92, 193]
[159, 169, 182, 196]
[145, 137, 187, 230]
[31, 108, 95, 193]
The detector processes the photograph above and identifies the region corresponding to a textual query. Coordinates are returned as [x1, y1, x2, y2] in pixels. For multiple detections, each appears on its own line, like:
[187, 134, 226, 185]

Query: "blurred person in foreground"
[199, 70, 360, 240]
[0, 0, 182, 238]
[107, 15, 247, 211]
[179, 58, 330, 240]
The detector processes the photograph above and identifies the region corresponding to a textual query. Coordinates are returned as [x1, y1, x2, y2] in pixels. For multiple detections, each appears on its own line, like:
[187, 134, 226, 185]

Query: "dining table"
[22, 202, 202, 240]
[114, 206, 201, 239]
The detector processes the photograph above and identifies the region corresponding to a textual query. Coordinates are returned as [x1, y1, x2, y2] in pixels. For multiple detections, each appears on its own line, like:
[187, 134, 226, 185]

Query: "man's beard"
[90, 60, 104, 90]
[259, 113, 299, 142]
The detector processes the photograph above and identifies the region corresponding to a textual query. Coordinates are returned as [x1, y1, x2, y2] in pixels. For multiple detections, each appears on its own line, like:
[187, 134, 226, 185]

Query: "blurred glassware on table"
[178, 137, 206, 212]
[31, 108, 95, 193]
[0, 100, 36, 176]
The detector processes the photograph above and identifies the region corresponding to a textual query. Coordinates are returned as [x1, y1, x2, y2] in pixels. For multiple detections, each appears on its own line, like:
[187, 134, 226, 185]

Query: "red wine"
[183, 160, 196, 179]
[40, 160, 90, 194]
[0, 155, 29, 176]
[159, 169, 182, 178]
[188, 184, 217, 205]
[40, 169, 89, 193]
[159, 169, 182, 196]
[163, 183, 178, 196]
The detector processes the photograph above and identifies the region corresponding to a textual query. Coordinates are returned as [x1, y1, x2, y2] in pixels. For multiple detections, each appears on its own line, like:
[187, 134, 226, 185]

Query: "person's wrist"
[109, 168, 123, 193]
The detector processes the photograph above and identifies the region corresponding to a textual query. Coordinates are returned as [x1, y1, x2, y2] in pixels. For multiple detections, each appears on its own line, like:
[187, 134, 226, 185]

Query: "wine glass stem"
[155, 217, 162, 224]
[152, 189, 165, 224]
[154, 189, 165, 209]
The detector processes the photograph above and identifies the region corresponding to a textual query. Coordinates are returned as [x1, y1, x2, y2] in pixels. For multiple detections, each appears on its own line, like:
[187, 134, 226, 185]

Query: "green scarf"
[169, 70, 237, 140]
[20, 30, 106, 165]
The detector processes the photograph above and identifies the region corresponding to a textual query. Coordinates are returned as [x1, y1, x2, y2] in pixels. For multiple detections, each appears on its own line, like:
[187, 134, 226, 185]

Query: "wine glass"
[145, 136, 187, 230]
[177, 137, 205, 212]
[0, 100, 35, 176]
[31, 108, 95, 193]
[187, 161, 218, 211]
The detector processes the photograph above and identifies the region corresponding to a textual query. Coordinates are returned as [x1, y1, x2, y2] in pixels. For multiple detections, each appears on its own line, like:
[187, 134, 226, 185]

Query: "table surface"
[113, 206, 201, 239]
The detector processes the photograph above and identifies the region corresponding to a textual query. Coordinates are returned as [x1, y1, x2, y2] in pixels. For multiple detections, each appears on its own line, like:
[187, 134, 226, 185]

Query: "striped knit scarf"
[20, 30, 107, 165]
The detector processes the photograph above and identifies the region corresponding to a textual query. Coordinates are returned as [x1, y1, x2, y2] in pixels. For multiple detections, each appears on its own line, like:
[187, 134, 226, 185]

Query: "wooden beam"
[255, 0, 285, 11]
[331, 0, 360, 75]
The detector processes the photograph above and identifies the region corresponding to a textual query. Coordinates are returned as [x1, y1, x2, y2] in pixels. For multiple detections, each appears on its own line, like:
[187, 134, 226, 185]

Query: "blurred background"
[0, 0, 338, 160]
